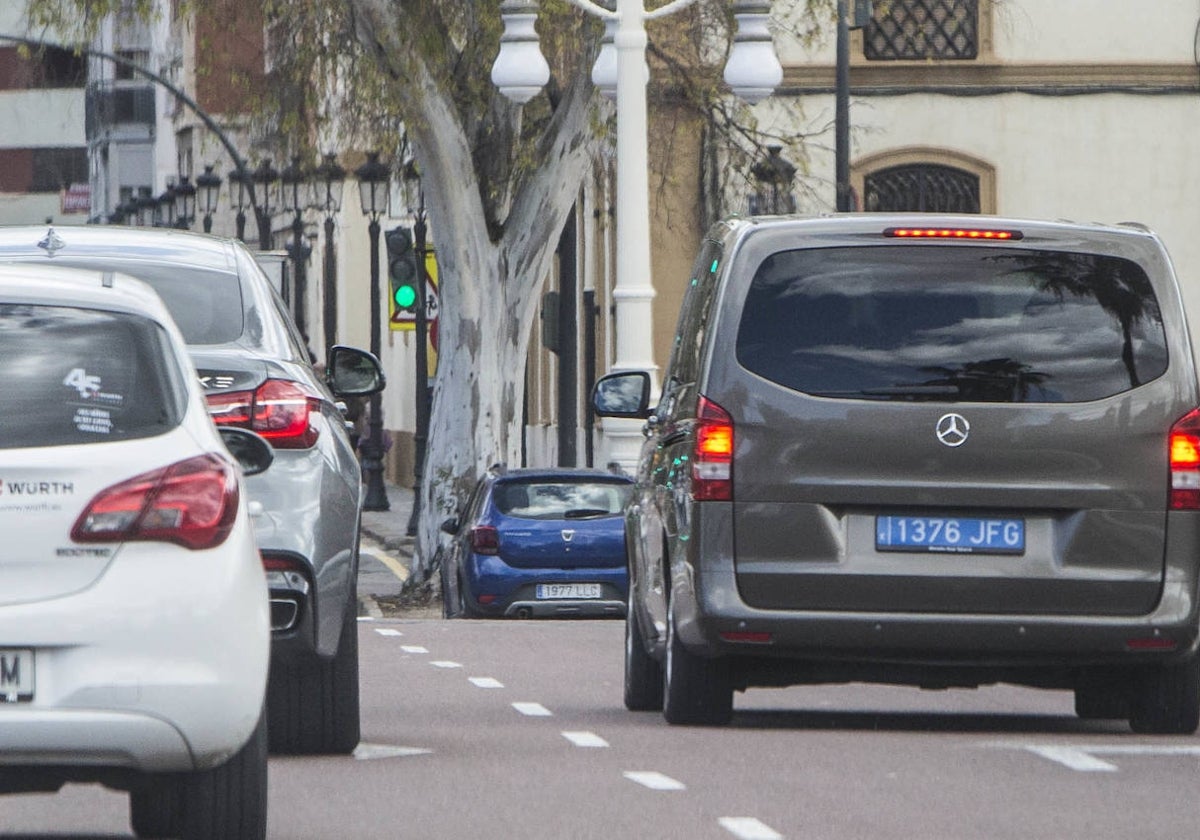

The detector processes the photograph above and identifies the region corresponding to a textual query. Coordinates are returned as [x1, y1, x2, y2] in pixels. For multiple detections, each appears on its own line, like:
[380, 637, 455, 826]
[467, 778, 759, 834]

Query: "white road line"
[623, 771, 686, 791]
[718, 817, 783, 840]
[357, 611, 378, 621]
[469, 677, 504, 689]
[562, 731, 609, 748]
[430, 660, 463, 669]
[512, 702, 553, 717]
[1026, 746, 1118, 772]
[400, 645, 428, 653]
[373, 628, 403, 637]
[353, 743, 433, 760]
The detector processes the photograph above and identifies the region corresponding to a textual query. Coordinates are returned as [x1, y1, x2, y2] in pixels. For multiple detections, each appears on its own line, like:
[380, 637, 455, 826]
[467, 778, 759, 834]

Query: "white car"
[0, 264, 271, 839]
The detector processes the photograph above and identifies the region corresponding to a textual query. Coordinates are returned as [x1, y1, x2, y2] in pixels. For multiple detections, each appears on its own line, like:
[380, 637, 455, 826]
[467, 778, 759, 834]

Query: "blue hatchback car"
[439, 466, 633, 618]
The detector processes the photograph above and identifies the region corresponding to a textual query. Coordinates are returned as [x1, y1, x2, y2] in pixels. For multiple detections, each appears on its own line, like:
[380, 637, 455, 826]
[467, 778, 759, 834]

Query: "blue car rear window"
[493, 481, 632, 519]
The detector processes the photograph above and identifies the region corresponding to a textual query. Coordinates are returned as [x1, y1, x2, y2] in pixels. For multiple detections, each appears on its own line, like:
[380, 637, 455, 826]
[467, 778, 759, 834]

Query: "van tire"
[624, 591, 664, 711]
[131, 707, 267, 840]
[663, 606, 732, 725]
[267, 602, 361, 754]
[1129, 656, 1200, 735]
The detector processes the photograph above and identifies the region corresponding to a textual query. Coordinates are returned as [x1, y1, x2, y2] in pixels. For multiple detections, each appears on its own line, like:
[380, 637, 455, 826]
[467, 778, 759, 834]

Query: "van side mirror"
[592, 371, 652, 419]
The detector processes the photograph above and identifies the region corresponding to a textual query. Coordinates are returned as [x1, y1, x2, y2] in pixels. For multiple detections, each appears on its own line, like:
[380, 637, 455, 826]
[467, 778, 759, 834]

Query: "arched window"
[854, 149, 996, 214]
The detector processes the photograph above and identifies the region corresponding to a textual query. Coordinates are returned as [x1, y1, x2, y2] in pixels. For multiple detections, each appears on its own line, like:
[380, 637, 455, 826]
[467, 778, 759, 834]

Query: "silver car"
[0, 225, 385, 754]
[595, 214, 1200, 733]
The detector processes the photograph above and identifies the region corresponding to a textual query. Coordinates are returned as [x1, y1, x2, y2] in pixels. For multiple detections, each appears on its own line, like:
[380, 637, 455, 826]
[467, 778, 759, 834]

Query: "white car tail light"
[71, 454, 240, 550]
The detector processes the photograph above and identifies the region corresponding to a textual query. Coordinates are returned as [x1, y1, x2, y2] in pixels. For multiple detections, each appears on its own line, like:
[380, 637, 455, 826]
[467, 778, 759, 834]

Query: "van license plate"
[536, 583, 601, 600]
[0, 649, 34, 702]
[876, 516, 1024, 555]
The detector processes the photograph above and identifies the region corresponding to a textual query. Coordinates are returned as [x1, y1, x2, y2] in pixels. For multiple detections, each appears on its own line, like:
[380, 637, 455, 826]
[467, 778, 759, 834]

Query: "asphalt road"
[5, 616, 1200, 839]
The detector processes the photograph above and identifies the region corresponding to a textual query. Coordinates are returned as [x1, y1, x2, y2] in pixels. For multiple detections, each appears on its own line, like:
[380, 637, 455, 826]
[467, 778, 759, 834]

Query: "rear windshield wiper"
[812, 385, 961, 399]
[563, 508, 613, 519]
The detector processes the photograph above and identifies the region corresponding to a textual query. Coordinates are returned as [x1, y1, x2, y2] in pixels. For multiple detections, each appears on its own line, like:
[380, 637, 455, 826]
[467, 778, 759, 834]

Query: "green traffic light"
[394, 285, 417, 309]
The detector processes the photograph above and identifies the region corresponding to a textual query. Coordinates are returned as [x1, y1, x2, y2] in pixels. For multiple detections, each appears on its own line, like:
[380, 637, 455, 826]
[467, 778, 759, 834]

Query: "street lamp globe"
[491, 0, 551, 104]
[280, 156, 308, 215]
[725, 1, 783, 104]
[252, 159, 280, 218]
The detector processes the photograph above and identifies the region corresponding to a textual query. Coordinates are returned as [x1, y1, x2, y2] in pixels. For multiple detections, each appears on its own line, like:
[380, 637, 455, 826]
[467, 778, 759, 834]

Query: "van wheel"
[131, 707, 267, 840]
[663, 606, 732, 725]
[624, 590, 663, 711]
[268, 602, 361, 754]
[1129, 656, 1200, 735]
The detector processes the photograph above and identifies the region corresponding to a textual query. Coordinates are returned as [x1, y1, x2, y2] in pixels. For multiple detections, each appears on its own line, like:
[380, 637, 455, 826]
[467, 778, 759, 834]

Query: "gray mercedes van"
[593, 214, 1200, 732]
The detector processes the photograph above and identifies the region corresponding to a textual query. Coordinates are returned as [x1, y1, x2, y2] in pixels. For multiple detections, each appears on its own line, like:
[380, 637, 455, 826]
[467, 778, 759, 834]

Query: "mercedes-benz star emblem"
[936, 413, 970, 447]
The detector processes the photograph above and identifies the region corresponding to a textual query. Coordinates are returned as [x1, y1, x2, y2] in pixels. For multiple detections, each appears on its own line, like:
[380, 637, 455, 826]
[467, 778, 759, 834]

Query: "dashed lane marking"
[719, 817, 783, 839]
[562, 731, 609, 748]
[401, 645, 428, 654]
[512, 702, 553, 717]
[374, 628, 403, 637]
[470, 677, 504, 689]
[623, 771, 685, 791]
[431, 660, 463, 669]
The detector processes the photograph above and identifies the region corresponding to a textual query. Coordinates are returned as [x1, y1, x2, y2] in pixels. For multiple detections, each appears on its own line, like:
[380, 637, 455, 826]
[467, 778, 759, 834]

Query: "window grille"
[863, 164, 980, 213]
[864, 0, 978, 61]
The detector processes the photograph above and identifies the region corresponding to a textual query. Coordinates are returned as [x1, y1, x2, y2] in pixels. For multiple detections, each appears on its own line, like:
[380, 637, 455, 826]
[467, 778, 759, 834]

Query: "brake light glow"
[1169, 409, 1200, 510]
[470, 525, 500, 555]
[884, 227, 1022, 241]
[71, 454, 239, 550]
[693, 396, 733, 501]
[206, 379, 321, 449]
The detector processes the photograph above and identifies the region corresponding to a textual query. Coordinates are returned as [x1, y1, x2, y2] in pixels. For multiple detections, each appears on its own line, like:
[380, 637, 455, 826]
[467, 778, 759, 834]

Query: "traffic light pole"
[405, 196, 431, 537]
[362, 215, 390, 511]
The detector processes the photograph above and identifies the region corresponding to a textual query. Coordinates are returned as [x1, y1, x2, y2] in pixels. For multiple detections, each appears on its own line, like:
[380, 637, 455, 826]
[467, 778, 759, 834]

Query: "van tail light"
[1169, 409, 1200, 510]
[693, 395, 734, 501]
[470, 525, 501, 555]
[206, 379, 321, 449]
[71, 454, 240, 550]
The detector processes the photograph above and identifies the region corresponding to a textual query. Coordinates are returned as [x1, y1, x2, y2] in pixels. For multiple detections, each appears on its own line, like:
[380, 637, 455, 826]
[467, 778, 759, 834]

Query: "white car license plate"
[0, 648, 34, 702]
[536, 583, 601, 600]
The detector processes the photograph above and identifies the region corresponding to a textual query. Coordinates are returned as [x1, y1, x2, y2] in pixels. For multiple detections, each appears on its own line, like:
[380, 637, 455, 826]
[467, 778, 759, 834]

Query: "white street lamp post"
[493, 0, 782, 468]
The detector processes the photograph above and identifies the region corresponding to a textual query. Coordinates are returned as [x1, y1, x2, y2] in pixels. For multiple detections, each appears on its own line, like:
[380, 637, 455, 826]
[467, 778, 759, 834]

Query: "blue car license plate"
[875, 516, 1024, 555]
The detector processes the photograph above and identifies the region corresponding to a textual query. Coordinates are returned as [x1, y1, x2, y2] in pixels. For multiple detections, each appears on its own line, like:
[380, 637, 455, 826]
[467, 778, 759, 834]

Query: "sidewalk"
[357, 480, 419, 609]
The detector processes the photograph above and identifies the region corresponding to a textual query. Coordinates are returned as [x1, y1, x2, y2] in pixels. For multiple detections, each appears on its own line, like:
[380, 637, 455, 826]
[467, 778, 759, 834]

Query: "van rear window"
[736, 245, 1168, 403]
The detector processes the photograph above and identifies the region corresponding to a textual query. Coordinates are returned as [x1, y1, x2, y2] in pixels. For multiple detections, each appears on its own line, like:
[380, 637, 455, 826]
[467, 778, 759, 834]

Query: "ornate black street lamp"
[355, 151, 391, 512]
[173, 174, 196, 230]
[281, 156, 310, 335]
[195, 165, 222, 233]
[251, 158, 280, 249]
[135, 193, 157, 227]
[157, 183, 176, 227]
[228, 167, 253, 241]
[749, 145, 797, 215]
[400, 160, 431, 537]
[311, 152, 346, 351]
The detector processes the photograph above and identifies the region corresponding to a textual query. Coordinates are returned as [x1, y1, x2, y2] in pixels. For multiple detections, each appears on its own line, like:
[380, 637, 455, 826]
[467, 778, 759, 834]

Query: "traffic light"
[385, 226, 418, 320]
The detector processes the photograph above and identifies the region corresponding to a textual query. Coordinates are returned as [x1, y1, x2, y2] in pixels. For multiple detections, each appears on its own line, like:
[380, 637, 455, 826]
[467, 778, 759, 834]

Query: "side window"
[664, 239, 723, 388]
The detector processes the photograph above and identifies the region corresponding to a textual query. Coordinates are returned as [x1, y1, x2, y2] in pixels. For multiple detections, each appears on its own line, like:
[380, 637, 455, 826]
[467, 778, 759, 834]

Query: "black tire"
[1129, 656, 1200, 735]
[132, 707, 267, 840]
[267, 602, 361, 754]
[624, 590, 663, 711]
[662, 606, 732, 726]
